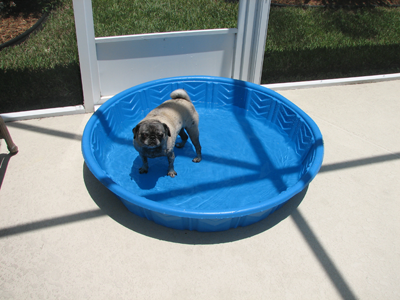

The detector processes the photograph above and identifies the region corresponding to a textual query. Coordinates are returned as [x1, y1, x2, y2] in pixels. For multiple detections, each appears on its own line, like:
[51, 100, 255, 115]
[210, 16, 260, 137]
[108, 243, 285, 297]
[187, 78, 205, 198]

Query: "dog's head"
[132, 120, 171, 148]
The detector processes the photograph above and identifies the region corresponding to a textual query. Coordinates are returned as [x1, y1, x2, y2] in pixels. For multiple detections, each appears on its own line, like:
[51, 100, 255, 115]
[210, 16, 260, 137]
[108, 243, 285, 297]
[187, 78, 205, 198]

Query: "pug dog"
[132, 89, 202, 178]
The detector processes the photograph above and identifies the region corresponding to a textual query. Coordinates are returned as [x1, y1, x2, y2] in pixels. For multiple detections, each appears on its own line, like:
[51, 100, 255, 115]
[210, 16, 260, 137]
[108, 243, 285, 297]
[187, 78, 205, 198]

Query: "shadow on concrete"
[84, 161, 359, 299]
[0, 209, 105, 238]
[6, 122, 83, 141]
[320, 152, 400, 173]
[83, 163, 307, 245]
[0, 153, 13, 190]
[291, 209, 358, 300]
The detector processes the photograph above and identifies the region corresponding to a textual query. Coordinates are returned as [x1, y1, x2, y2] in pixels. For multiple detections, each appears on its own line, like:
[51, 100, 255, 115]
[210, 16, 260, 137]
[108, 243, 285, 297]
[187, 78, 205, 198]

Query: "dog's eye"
[158, 134, 163, 139]
[141, 133, 148, 139]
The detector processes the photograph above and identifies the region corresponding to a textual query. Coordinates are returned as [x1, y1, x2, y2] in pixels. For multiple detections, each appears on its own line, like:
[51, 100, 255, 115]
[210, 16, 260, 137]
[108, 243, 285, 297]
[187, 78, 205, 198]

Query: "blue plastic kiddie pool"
[82, 76, 324, 232]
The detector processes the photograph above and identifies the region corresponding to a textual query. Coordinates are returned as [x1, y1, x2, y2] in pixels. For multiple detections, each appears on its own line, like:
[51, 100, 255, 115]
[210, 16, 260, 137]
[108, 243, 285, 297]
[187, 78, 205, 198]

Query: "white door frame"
[72, 0, 272, 112]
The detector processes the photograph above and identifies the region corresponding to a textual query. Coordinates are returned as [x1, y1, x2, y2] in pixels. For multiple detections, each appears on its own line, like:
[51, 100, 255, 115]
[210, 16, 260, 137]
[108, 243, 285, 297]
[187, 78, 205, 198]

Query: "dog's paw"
[168, 170, 177, 178]
[192, 157, 202, 163]
[139, 167, 148, 174]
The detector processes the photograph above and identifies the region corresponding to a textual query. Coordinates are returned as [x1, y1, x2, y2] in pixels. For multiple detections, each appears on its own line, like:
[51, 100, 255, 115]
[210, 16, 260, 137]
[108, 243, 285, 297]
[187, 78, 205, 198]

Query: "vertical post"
[232, 0, 249, 81]
[73, 0, 100, 113]
[233, 0, 271, 84]
[240, 0, 257, 82]
[251, 0, 272, 84]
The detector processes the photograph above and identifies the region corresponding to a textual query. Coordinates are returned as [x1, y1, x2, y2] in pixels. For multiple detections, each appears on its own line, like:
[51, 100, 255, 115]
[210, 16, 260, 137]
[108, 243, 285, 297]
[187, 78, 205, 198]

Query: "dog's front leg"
[139, 154, 149, 174]
[167, 151, 177, 178]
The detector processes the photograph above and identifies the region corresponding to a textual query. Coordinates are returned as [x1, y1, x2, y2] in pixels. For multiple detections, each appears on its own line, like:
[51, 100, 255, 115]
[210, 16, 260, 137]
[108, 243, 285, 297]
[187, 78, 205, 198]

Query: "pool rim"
[82, 75, 324, 220]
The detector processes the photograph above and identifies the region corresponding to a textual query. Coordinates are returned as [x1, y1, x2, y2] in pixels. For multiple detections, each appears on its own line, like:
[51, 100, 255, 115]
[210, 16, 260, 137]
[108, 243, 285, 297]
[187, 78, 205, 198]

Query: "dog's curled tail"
[170, 89, 191, 102]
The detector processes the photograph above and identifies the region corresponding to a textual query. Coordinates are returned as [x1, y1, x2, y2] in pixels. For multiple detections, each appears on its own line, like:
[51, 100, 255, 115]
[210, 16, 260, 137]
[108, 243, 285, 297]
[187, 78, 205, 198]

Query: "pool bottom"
[103, 106, 303, 212]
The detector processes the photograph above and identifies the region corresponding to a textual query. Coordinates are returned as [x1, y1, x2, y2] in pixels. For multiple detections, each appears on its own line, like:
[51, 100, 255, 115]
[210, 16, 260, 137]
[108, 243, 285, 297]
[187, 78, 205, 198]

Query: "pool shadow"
[130, 156, 167, 189]
[129, 142, 197, 190]
[84, 163, 308, 245]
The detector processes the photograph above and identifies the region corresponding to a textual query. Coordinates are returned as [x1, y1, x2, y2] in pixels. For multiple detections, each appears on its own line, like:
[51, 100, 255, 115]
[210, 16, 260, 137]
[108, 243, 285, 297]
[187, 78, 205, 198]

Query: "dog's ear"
[132, 125, 140, 139]
[162, 123, 171, 137]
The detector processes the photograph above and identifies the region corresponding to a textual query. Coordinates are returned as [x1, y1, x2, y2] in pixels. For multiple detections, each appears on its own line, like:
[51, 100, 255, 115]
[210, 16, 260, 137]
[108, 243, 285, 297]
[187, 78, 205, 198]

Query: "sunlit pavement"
[1, 80, 399, 299]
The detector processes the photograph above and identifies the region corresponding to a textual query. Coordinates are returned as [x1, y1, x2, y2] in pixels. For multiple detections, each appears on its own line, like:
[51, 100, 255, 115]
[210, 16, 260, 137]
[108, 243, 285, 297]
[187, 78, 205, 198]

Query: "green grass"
[1, 0, 400, 113]
[0, 0, 82, 112]
[263, 7, 400, 83]
[92, 0, 239, 36]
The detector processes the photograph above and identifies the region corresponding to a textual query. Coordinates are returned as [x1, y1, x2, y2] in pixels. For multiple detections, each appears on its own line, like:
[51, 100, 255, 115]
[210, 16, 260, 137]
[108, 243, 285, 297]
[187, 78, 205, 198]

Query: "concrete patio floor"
[1, 80, 399, 299]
